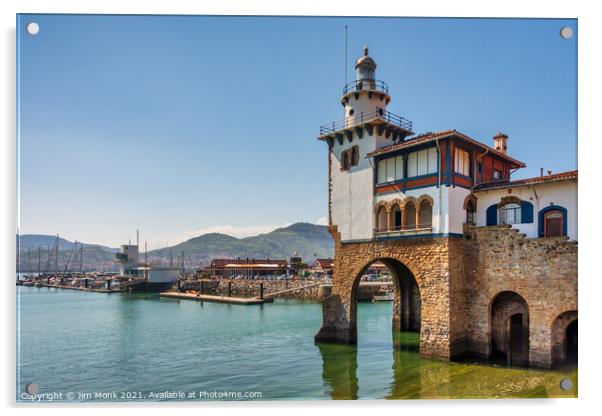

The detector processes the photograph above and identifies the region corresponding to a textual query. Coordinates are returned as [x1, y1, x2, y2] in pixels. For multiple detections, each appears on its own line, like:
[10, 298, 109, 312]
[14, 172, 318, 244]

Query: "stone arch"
[374, 202, 389, 232]
[389, 198, 403, 209]
[463, 194, 477, 211]
[350, 257, 422, 339]
[403, 196, 417, 206]
[404, 198, 417, 229]
[390, 199, 403, 230]
[464, 194, 477, 225]
[551, 310, 578, 368]
[315, 238, 457, 361]
[489, 291, 530, 366]
[418, 199, 433, 228]
[374, 200, 390, 214]
[416, 194, 434, 206]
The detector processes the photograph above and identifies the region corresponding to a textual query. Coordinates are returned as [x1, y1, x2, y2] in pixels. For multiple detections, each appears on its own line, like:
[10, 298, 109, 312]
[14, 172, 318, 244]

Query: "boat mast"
[27, 247, 33, 273]
[55, 234, 59, 273]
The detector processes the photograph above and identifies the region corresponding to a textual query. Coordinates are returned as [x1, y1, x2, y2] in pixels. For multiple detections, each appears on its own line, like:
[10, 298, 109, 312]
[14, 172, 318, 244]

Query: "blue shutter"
[486, 204, 498, 226]
[521, 201, 534, 223]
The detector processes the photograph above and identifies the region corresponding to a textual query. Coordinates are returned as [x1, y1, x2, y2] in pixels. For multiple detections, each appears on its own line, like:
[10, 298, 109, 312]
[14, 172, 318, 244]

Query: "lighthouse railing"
[319, 107, 412, 136]
[343, 79, 389, 95]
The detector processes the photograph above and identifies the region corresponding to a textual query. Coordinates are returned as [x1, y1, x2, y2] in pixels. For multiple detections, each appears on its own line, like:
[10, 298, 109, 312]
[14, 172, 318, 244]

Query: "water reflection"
[316, 342, 358, 399]
[387, 331, 422, 399]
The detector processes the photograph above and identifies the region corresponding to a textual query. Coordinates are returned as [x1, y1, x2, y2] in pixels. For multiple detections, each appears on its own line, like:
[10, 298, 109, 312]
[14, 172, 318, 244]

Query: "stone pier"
[315, 224, 578, 368]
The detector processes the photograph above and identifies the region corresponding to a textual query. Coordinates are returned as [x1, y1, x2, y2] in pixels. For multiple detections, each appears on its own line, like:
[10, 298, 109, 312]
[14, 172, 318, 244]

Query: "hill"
[16, 223, 334, 272]
[17, 234, 116, 252]
[148, 222, 333, 265]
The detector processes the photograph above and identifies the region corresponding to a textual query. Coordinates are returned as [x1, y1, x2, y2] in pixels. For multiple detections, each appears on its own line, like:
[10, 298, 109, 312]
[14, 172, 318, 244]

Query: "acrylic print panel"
[16, 14, 578, 402]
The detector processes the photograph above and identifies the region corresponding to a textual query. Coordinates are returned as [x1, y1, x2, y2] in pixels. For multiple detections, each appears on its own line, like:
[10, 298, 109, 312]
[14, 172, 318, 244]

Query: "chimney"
[493, 132, 508, 154]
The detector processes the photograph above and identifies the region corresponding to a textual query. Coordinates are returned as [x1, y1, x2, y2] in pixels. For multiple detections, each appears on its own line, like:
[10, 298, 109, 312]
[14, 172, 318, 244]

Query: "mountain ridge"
[16, 223, 334, 272]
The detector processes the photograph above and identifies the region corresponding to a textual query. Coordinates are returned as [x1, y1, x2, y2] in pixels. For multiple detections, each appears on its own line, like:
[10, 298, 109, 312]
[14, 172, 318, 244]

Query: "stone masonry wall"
[176, 279, 385, 301]
[315, 225, 464, 361]
[317, 224, 577, 368]
[463, 225, 578, 368]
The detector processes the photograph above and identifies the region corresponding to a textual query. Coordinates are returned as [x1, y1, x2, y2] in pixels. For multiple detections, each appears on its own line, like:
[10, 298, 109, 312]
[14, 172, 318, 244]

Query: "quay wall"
[176, 279, 388, 301]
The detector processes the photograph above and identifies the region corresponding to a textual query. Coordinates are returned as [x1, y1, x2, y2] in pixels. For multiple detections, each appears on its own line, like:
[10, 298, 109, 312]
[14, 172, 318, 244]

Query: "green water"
[16, 287, 577, 401]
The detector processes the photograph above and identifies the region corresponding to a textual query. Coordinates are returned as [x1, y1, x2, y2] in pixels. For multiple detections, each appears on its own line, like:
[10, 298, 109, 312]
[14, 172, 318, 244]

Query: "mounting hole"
[26, 22, 40, 35]
[559, 378, 573, 391]
[560, 26, 573, 39]
[25, 383, 39, 394]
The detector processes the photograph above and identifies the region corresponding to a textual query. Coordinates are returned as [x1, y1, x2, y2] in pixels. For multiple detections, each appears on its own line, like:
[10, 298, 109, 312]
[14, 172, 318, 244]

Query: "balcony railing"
[343, 79, 389, 95]
[374, 224, 433, 234]
[319, 107, 413, 137]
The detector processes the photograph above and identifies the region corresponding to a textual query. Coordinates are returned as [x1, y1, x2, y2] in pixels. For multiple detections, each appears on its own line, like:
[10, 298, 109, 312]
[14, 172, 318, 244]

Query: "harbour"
[16, 286, 577, 401]
[13, 14, 579, 406]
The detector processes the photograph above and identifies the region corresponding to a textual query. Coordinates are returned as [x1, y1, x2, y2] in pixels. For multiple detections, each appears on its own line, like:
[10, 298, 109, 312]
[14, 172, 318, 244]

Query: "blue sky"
[17, 15, 577, 248]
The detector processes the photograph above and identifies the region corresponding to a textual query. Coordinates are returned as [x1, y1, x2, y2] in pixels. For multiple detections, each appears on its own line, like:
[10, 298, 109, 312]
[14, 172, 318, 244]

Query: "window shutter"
[486, 204, 498, 226]
[520, 201, 534, 223]
[353, 146, 359, 165]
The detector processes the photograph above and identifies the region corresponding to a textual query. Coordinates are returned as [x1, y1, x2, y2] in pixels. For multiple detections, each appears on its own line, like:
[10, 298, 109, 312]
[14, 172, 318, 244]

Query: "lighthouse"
[319, 47, 414, 240]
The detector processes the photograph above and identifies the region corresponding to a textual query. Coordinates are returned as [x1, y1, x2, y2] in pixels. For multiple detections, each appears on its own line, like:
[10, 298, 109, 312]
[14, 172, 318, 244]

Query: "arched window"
[404, 202, 416, 230]
[392, 204, 402, 230]
[499, 203, 521, 225]
[466, 199, 476, 225]
[538, 205, 567, 238]
[418, 200, 432, 228]
[376, 206, 388, 232]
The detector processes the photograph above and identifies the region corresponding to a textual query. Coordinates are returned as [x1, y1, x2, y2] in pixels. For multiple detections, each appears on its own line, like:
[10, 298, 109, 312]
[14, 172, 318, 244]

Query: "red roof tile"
[314, 258, 334, 269]
[366, 129, 526, 168]
[473, 170, 578, 191]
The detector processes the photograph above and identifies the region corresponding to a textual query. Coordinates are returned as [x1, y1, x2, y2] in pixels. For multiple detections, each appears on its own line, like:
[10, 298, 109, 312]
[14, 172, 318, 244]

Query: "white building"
[319, 47, 577, 242]
[114, 244, 139, 275]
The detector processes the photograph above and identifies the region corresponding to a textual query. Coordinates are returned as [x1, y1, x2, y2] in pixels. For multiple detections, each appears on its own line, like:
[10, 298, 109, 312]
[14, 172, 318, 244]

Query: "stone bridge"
[315, 225, 578, 368]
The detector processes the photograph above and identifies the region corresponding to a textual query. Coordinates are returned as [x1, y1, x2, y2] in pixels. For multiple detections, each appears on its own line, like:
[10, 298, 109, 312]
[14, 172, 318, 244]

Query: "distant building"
[114, 242, 179, 291]
[289, 256, 303, 266]
[114, 244, 139, 275]
[313, 258, 334, 276]
[365, 261, 387, 275]
[206, 258, 288, 278]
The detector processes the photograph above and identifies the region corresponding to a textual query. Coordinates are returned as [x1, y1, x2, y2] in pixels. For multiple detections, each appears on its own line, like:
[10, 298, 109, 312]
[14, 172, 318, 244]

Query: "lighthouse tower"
[319, 47, 413, 241]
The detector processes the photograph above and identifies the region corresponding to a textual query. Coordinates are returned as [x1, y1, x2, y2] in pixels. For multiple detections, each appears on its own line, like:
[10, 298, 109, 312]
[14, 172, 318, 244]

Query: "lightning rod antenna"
[344, 25, 349, 85]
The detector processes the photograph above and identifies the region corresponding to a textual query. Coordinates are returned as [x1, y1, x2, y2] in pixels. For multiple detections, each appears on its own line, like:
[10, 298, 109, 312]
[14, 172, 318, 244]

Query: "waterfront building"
[114, 244, 139, 275]
[314, 46, 577, 369]
[206, 258, 288, 279]
[114, 243, 179, 290]
[312, 258, 334, 276]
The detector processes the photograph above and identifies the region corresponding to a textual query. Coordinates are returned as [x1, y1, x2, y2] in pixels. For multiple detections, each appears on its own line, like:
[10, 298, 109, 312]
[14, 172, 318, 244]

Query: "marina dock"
[160, 291, 273, 305]
[38, 283, 126, 293]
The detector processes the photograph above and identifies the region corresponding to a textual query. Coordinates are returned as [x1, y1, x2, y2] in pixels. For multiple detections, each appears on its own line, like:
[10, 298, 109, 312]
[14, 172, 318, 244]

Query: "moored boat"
[372, 285, 394, 302]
